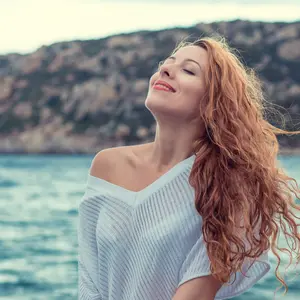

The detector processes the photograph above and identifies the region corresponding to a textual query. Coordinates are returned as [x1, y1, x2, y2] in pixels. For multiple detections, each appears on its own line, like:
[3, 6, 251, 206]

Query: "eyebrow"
[167, 56, 202, 70]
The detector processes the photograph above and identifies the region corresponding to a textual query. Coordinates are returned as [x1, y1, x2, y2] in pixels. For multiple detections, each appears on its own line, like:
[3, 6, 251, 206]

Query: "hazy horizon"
[1, 0, 299, 55]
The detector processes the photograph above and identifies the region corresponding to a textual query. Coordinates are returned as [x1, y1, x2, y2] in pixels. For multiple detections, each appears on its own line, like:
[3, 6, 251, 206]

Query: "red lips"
[153, 80, 176, 92]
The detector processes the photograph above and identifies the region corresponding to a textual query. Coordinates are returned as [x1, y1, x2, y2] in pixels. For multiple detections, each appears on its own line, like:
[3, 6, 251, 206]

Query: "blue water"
[0, 154, 299, 300]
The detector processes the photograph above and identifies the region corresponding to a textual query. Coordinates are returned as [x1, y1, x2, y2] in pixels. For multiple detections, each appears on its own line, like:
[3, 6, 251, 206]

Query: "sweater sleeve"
[177, 233, 271, 299]
[78, 257, 102, 300]
[78, 188, 102, 300]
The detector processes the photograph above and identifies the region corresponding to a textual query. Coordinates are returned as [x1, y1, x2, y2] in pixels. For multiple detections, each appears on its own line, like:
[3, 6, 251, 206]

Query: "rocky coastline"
[0, 20, 300, 155]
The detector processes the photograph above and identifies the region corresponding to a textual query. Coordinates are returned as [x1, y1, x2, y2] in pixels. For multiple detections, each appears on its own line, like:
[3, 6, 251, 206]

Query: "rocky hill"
[0, 19, 300, 154]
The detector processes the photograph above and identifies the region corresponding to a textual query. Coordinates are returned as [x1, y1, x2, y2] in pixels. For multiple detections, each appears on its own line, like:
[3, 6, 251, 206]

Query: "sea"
[0, 154, 299, 300]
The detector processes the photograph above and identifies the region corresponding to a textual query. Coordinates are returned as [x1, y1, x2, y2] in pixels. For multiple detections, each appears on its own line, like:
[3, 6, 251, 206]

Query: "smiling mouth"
[153, 83, 176, 93]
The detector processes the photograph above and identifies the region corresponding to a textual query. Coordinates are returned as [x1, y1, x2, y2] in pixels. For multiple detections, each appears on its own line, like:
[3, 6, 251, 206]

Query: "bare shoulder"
[89, 143, 152, 181]
[89, 147, 121, 181]
[89, 145, 139, 179]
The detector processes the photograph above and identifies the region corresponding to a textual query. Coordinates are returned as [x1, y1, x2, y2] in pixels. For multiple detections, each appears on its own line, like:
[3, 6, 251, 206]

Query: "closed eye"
[183, 69, 195, 75]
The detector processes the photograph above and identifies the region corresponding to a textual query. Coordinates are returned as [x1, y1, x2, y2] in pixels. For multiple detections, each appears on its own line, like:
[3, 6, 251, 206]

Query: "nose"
[159, 63, 175, 78]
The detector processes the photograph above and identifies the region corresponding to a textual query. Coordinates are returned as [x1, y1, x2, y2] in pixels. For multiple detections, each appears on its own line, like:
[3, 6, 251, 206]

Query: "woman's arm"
[172, 274, 223, 300]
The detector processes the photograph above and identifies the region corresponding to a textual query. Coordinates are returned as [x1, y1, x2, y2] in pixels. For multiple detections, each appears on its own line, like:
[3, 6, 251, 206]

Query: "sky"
[0, 0, 299, 55]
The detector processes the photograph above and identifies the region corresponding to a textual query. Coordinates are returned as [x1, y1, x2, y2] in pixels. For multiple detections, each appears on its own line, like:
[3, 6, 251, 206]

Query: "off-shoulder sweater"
[77, 153, 271, 300]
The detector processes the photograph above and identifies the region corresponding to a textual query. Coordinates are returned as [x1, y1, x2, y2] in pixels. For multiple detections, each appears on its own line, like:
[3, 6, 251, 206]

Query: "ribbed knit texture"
[77, 154, 271, 300]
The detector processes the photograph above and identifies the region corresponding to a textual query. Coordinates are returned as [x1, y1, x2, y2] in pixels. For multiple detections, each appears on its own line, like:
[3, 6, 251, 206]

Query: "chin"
[145, 92, 167, 105]
[145, 97, 180, 121]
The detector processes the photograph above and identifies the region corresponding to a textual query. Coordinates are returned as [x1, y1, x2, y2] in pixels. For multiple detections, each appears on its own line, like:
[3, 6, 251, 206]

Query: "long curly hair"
[170, 36, 300, 297]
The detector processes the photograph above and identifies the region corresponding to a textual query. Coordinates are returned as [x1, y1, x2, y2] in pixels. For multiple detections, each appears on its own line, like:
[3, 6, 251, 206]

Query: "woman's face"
[145, 45, 208, 122]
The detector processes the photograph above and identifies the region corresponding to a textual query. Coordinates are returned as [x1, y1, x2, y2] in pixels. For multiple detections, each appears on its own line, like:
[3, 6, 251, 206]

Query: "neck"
[143, 123, 200, 171]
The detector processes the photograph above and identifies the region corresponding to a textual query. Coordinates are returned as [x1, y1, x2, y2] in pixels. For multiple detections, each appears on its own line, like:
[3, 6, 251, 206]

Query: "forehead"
[172, 45, 208, 68]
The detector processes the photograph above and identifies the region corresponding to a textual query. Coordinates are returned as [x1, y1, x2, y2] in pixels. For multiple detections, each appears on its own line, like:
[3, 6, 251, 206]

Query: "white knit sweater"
[77, 154, 271, 299]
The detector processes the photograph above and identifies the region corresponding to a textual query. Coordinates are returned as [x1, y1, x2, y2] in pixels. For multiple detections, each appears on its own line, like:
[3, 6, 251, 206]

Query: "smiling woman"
[78, 34, 300, 300]
[145, 44, 208, 125]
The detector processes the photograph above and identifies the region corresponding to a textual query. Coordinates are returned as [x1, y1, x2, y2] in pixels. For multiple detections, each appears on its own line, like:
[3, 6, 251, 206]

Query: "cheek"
[149, 72, 159, 87]
[179, 81, 205, 114]
[182, 81, 204, 102]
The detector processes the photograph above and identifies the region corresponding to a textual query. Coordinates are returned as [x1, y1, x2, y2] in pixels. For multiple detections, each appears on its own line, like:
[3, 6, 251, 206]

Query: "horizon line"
[2, 18, 299, 56]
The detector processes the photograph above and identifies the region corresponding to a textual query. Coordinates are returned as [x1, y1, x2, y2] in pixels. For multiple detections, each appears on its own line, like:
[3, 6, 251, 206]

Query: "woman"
[78, 36, 300, 300]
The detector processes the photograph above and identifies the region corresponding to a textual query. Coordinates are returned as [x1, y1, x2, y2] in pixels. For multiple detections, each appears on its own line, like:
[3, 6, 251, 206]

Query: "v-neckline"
[87, 153, 196, 202]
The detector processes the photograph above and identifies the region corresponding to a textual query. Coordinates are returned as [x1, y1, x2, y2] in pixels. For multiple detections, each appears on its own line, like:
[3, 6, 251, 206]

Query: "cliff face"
[0, 20, 300, 154]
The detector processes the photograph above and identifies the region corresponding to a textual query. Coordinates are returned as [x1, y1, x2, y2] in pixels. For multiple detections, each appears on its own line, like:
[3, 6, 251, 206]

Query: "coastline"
[1, 147, 300, 156]
[278, 148, 300, 156]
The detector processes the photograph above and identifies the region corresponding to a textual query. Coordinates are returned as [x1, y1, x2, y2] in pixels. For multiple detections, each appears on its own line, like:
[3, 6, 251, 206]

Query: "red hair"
[171, 36, 300, 297]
